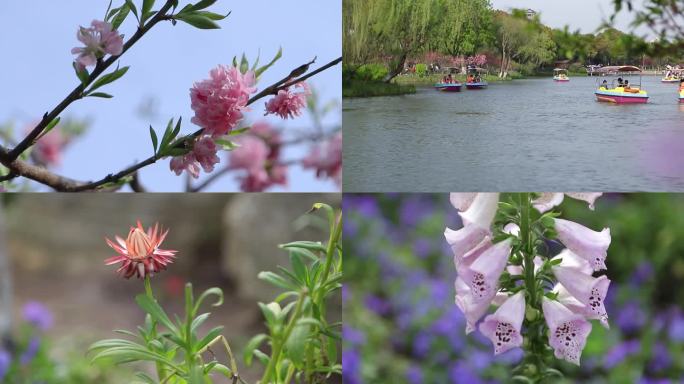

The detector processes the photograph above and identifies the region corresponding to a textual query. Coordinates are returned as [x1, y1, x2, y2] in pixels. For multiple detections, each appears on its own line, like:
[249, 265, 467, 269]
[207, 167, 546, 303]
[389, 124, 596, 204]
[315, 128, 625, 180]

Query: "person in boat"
[624, 80, 630, 89]
[617, 77, 624, 87]
[601, 80, 608, 89]
[467, 74, 474, 83]
[475, 75, 481, 83]
[447, 74, 454, 84]
[680, 78, 684, 91]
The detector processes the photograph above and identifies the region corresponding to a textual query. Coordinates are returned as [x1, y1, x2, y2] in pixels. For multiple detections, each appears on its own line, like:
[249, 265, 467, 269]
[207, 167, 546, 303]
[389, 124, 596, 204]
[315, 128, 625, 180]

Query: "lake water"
[344, 75, 684, 192]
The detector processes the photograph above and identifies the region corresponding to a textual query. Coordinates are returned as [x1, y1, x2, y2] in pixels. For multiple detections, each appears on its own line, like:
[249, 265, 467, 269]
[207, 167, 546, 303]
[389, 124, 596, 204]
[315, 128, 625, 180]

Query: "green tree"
[430, 0, 494, 58]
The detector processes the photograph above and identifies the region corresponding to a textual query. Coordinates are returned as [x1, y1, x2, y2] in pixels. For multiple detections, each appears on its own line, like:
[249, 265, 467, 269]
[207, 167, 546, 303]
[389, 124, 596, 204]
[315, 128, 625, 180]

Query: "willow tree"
[343, 0, 439, 82]
[430, 0, 494, 59]
[494, 11, 529, 78]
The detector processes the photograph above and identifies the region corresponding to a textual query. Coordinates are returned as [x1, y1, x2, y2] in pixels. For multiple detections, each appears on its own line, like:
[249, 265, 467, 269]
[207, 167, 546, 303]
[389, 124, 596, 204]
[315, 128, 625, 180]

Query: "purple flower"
[20, 338, 40, 365]
[667, 310, 684, 342]
[399, 196, 433, 227]
[412, 331, 432, 358]
[604, 340, 640, 368]
[342, 326, 365, 347]
[364, 294, 391, 316]
[406, 365, 424, 383]
[413, 238, 433, 259]
[648, 343, 672, 373]
[0, 349, 10, 381]
[630, 261, 654, 285]
[615, 301, 647, 335]
[449, 361, 485, 384]
[342, 285, 350, 305]
[342, 349, 362, 384]
[22, 301, 53, 331]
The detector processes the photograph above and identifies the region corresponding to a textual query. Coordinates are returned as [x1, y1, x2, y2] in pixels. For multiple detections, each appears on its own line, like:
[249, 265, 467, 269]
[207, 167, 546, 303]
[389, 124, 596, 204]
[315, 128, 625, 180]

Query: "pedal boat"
[434, 82, 463, 92]
[553, 68, 570, 82]
[595, 86, 648, 104]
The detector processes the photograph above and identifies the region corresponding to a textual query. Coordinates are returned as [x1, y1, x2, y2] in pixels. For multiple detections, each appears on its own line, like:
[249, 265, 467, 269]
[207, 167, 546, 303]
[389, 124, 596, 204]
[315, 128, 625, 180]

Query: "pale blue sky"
[0, 0, 341, 192]
[491, 0, 649, 36]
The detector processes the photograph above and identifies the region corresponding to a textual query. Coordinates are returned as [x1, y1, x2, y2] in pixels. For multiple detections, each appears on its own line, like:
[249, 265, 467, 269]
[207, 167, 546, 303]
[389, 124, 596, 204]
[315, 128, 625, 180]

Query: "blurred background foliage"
[343, 193, 684, 384]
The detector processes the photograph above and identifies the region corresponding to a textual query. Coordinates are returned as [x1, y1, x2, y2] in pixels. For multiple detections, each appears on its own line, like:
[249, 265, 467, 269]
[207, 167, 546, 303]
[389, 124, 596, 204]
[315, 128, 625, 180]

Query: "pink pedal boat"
[594, 66, 648, 104]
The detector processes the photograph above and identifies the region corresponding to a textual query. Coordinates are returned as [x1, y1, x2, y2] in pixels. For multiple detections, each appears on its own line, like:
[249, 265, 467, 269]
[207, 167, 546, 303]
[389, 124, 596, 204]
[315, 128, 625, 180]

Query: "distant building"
[526, 8, 536, 20]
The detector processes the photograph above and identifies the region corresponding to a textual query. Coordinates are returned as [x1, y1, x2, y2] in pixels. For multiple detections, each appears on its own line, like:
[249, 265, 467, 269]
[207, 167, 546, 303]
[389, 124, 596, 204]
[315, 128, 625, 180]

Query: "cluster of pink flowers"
[169, 136, 220, 179]
[466, 54, 488, 67]
[264, 82, 311, 120]
[190, 65, 257, 136]
[24, 122, 68, 168]
[229, 121, 286, 192]
[444, 192, 610, 365]
[302, 132, 342, 186]
[71, 20, 123, 68]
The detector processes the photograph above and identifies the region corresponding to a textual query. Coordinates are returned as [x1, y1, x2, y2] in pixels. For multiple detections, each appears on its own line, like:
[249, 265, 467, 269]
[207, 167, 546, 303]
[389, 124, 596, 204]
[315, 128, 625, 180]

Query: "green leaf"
[280, 241, 327, 253]
[135, 294, 178, 334]
[142, 0, 156, 20]
[190, 312, 211, 334]
[176, 13, 220, 29]
[112, 4, 131, 29]
[189, 0, 217, 11]
[258, 271, 299, 290]
[253, 349, 270, 366]
[125, 0, 139, 22]
[228, 126, 250, 136]
[194, 10, 228, 20]
[88, 66, 130, 93]
[193, 287, 223, 314]
[284, 323, 309, 367]
[256, 47, 282, 78]
[214, 138, 240, 151]
[239, 53, 249, 74]
[196, 326, 224, 352]
[88, 92, 114, 98]
[243, 334, 268, 366]
[149, 125, 158, 153]
[290, 251, 308, 283]
[72, 62, 90, 85]
[38, 117, 61, 139]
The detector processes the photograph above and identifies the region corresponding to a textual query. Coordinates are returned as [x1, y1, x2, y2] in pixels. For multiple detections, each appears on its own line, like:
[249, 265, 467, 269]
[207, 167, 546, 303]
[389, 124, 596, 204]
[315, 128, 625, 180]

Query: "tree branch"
[4, 0, 176, 163]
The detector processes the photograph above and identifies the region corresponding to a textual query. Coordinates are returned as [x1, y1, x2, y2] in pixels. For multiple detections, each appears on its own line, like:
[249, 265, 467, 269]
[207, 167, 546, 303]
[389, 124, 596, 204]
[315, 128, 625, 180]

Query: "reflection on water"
[344, 76, 684, 191]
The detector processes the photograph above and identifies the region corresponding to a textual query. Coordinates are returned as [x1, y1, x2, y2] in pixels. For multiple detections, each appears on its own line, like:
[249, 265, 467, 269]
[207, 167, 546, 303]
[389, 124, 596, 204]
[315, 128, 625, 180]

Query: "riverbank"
[343, 80, 416, 98]
[394, 73, 519, 86]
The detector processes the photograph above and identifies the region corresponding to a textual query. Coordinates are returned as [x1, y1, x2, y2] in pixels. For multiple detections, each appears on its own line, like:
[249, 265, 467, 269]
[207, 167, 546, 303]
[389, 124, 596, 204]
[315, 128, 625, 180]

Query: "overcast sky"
[491, 0, 649, 35]
[0, 0, 341, 192]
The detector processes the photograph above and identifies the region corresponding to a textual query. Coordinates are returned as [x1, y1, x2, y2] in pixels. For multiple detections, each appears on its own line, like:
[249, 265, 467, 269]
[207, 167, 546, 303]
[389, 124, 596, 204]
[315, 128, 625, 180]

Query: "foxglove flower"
[554, 218, 611, 271]
[71, 20, 123, 68]
[190, 65, 257, 136]
[542, 297, 592, 365]
[533, 193, 603, 213]
[457, 238, 512, 302]
[105, 221, 177, 279]
[479, 291, 525, 355]
[553, 265, 610, 328]
[264, 81, 310, 119]
[449, 193, 478, 211]
[445, 193, 499, 259]
[454, 277, 494, 334]
[551, 249, 593, 275]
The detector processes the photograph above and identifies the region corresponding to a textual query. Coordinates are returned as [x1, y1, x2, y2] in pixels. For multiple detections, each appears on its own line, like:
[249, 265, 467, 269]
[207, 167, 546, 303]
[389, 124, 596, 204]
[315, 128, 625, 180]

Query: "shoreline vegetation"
[343, 0, 684, 98]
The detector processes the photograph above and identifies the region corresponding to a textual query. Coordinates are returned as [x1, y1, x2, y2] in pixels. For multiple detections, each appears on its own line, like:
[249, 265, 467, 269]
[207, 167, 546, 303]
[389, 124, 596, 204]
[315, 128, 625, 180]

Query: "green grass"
[343, 80, 416, 98]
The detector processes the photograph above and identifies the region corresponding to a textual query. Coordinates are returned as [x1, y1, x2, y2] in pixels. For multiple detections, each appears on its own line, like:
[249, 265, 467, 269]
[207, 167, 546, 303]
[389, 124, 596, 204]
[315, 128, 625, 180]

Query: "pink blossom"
[302, 132, 342, 185]
[33, 129, 66, 167]
[71, 20, 123, 68]
[229, 123, 287, 192]
[542, 297, 592, 365]
[264, 82, 310, 119]
[169, 136, 221, 178]
[170, 153, 201, 179]
[456, 238, 512, 302]
[479, 291, 525, 355]
[554, 218, 611, 271]
[190, 65, 257, 136]
[192, 136, 220, 173]
[553, 265, 610, 329]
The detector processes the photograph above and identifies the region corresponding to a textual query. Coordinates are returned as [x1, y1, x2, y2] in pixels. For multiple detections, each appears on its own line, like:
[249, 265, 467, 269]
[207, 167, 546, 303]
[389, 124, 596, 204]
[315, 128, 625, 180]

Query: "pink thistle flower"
[71, 20, 123, 68]
[264, 82, 311, 119]
[553, 265, 611, 329]
[479, 291, 525, 355]
[105, 221, 177, 279]
[554, 218, 611, 271]
[190, 65, 257, 136]
[533, 193, 603, 213]
[302, 132, 342, 185]
[456, 238, 512, 302]
[542, 297, 592, 365]
[454, 277, 496, 334]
